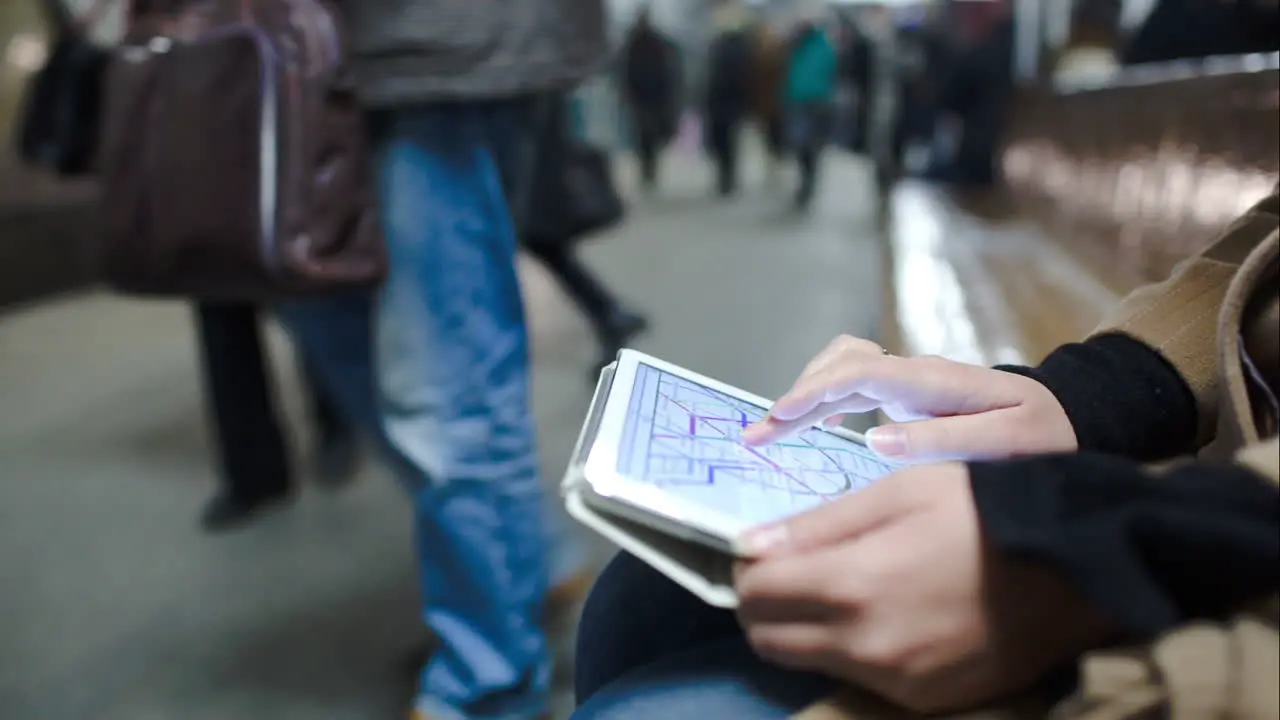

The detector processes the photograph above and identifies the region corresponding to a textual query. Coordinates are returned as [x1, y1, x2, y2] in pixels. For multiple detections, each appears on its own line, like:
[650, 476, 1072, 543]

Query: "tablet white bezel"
[581, 349, 874, 547]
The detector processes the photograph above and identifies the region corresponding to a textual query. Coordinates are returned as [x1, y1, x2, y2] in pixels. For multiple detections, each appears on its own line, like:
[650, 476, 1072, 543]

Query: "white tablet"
[576, 349, 901, 557]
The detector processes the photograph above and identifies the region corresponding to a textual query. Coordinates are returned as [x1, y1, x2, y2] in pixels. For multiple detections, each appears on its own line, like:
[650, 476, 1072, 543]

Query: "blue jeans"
[278, 103, 566, 720]
[572, 553, 835, 719]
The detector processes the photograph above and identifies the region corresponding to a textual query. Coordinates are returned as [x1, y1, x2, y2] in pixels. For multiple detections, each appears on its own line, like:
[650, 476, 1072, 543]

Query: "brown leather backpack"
[98, 0, 385, 300]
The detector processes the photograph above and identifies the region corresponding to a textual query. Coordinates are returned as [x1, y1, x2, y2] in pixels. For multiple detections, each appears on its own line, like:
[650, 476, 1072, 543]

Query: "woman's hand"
[741, 335, 1077, 462]
[734, 463, 1110, 713]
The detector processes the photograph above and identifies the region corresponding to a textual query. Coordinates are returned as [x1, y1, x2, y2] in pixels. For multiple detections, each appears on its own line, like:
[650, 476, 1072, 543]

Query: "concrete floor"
[0, 151, 885, 719]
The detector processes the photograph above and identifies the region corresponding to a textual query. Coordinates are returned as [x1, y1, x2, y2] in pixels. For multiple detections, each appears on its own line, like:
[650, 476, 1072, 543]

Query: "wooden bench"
[879, 182, 1130, 366]
[883, 54, 1280, 367]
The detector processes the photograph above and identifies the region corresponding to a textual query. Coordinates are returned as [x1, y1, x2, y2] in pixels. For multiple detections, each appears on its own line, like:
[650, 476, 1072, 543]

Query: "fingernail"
[766, 397, 801, 422]
[741, 523, 790, 556]
[866, 426, 907, 458]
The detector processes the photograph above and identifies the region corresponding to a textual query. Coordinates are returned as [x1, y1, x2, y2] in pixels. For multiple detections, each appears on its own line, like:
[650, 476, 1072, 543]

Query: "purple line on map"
[639, 377, 861, 501]
[660, 388, 761, 436]
[663, 395, 825, 497]
[707, 465, 755, 485]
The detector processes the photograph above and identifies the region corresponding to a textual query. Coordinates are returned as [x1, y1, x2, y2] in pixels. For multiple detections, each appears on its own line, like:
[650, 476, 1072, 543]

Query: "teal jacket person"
[785, 24, 838, 105]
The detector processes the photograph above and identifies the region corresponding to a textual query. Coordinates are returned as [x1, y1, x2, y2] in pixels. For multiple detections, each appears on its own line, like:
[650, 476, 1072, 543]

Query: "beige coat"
[794, 191, 1280, 720]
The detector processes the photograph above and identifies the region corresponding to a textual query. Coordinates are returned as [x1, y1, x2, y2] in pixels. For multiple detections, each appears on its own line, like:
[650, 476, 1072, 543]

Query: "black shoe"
[200, 488, 291, 533]
[794, 181, 816, 210]
[593, 311, 650, 377]
[604, 310, 649, 350]
[312, 433, 360, 490]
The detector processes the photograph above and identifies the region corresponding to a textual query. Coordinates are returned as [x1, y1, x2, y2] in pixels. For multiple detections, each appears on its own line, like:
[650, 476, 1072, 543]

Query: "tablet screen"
[616, 363, 899, 528]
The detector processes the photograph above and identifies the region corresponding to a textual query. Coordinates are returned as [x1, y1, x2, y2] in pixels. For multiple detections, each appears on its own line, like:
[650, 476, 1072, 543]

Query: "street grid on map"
[617, 364, 895, 525]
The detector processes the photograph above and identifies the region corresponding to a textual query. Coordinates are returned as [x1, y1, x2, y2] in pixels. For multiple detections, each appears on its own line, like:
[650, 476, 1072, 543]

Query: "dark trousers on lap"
[575, 552, 743, 703]
[575, 553, 837, 719]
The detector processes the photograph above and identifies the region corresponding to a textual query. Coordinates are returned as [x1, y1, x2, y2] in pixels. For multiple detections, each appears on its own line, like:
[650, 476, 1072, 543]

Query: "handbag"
[522, 97, 625, 247]
[97, 0, 385, 300]
[15, 0, 114, 176]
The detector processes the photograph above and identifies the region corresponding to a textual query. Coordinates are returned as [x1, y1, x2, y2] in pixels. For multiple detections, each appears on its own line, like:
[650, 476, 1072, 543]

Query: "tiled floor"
[0, 150, 886, 719]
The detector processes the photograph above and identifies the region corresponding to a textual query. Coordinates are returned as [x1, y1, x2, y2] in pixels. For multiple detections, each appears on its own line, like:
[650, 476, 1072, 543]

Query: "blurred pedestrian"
[839, 17, 874, 154]
[784, 16, 838, 209]
[517, 95, 649, 377]
[932, 6, 1015, 188]
[705, 3, 754, 196]
[621, 9, 682, 191]
[195, 304, 358, 532]
[750, 21, 789, 179]
[276, 2, 611, 718]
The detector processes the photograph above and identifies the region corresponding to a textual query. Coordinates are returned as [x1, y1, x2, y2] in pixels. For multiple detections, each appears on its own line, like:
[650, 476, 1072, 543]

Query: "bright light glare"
[6, 33, 48, 73]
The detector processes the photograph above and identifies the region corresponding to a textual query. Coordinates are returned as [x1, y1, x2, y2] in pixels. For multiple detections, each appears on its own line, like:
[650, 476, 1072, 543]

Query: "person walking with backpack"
[20, 0, 361, 532]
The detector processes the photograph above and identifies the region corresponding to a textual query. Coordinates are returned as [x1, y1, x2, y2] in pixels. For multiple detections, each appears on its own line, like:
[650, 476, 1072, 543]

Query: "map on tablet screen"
[616, 363, 898, 527]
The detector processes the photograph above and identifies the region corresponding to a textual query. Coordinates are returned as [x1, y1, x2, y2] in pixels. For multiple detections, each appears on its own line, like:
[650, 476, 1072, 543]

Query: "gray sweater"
[344, 0, 610, 107]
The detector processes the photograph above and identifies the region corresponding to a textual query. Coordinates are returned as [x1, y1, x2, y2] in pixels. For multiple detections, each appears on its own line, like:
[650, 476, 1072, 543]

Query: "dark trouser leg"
[795, 105, 829, 208]
[194, 302, 291, 502]
[722, 119, 740, 194]
[852, 102, 870, 154]
[640, 142, 656, 186]
[766, 116, 786, 160]
[796, 145, 818, 207]
[524, 242, 617, 333]
[635, 114, 660, 188]
[707, 118, 736, 195]
[706, 119, 723, 188]
[523, 241, 647, 365]
[574, 553, 742, 704]
[300, 353, 359, 486]
[302, 356, 343, 444]
[574, 557, 837, 718]
[951, 101, 1005, 187]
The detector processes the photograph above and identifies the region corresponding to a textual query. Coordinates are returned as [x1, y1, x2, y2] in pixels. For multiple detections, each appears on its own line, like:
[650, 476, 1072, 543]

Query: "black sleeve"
[996, 333, 1198, 462]
[970, 454, 1280, 637]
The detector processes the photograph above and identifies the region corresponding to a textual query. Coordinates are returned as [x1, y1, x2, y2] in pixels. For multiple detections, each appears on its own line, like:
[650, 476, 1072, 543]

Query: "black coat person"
[621, 14, 681, 188]
[840, 23, 874, 153]
[704, 26, 753, 195]
[934, 16, 1015, 187]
